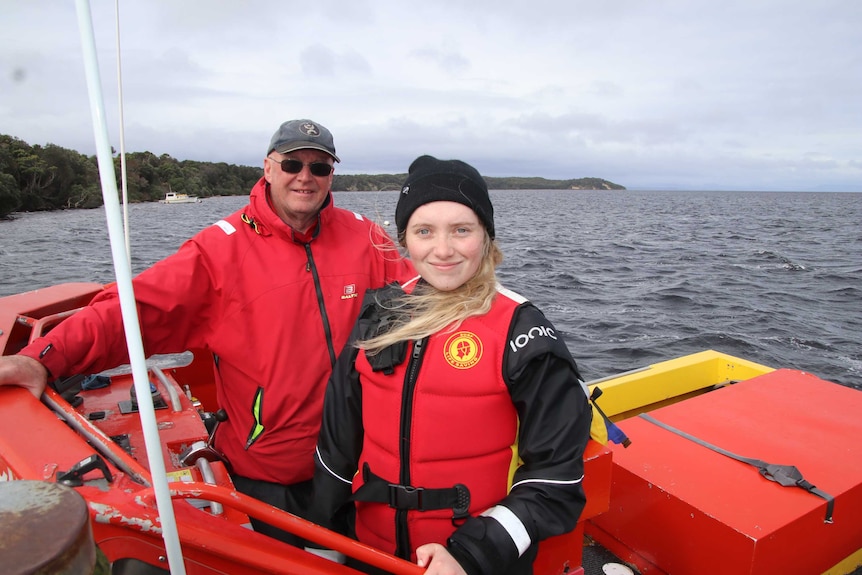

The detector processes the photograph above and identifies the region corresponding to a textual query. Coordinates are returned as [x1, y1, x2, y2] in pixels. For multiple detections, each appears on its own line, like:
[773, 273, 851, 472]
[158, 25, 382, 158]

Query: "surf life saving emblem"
[443, 331, 483, 369]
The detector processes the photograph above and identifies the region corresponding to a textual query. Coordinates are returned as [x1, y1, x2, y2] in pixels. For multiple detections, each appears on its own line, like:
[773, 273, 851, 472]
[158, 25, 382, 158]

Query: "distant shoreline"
[0, 133, 626, 218]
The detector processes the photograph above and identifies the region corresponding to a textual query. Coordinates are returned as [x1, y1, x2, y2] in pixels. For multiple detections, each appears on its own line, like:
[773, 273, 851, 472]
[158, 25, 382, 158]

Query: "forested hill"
[337, 174, 625, 192]
[0, 134, 625, 218]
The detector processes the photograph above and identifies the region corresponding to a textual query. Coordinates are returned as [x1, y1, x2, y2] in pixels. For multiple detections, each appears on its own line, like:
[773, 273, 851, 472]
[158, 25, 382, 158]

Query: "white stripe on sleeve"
[481, 505, 531, 556]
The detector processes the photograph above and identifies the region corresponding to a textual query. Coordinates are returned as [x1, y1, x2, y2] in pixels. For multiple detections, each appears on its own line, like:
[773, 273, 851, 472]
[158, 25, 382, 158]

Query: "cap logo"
[299, 122, 320, 137]
[401, 185, 410, 194]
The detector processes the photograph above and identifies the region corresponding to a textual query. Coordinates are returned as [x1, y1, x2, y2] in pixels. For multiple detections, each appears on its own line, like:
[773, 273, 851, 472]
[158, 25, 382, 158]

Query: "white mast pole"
[74, 2, 186, 573]
[114, 0, 130, 260]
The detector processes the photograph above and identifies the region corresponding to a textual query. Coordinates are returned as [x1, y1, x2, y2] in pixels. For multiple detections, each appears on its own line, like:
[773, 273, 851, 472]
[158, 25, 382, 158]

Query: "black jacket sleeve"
[307, 329, 362, 539]
[447, 303, 592, 575]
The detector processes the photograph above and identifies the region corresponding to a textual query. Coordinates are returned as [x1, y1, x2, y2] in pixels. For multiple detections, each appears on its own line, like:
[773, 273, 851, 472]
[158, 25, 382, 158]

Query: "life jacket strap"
[352, 463, 471, 519]
[640, 413, 834, 523]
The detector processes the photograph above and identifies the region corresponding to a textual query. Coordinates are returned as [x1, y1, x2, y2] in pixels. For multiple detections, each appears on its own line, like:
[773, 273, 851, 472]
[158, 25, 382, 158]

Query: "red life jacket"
[353, 289, 522, 558]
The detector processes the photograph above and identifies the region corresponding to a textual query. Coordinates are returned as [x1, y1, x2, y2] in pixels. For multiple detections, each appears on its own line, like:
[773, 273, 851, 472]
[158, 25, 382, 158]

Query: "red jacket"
[22, 178, 415, 484]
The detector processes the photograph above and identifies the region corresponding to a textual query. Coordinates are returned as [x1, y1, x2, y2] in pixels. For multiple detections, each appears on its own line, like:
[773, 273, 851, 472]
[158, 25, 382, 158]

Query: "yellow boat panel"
[823, 546, 862, 575]
[587, 350, 774, 420]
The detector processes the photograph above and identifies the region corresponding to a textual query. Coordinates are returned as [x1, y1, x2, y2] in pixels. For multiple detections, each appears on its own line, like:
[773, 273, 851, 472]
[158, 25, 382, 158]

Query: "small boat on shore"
[159, 192, 202, 204]
[1, 282, 860, 575]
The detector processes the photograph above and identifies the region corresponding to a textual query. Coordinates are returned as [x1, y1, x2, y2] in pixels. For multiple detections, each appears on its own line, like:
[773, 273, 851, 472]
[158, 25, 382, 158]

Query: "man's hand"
[0, 355, 49, 398]
[415, 543, 467, 575]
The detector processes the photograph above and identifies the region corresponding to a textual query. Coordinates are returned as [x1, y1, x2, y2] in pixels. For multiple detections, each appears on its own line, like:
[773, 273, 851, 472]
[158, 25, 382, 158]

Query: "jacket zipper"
[395, 337, 426, 558]
[304, 243, 337, 367]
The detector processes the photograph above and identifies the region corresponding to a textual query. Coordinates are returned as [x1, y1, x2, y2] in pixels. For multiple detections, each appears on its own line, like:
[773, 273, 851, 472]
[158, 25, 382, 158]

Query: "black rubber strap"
[640, 413, 834, 523]
[352, 463, 470, 518]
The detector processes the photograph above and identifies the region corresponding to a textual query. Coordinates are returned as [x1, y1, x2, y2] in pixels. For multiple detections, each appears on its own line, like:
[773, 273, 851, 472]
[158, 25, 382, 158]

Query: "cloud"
[1, 0, 860, 191]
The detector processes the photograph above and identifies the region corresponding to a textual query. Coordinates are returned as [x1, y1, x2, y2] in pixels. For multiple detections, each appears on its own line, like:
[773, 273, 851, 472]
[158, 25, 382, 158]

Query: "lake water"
[1, 190, 860, 390]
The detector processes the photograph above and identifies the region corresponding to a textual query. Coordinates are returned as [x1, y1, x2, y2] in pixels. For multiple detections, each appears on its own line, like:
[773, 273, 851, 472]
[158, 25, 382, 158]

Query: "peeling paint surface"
[89, 501, 162, 534]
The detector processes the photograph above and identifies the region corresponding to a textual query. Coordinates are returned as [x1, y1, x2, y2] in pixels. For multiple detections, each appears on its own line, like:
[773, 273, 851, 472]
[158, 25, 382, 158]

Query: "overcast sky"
[3, 1, 861, 191]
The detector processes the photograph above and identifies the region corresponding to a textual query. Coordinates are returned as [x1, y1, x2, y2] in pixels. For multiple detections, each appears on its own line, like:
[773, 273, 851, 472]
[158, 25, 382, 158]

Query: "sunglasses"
[268, 156, 334, 177]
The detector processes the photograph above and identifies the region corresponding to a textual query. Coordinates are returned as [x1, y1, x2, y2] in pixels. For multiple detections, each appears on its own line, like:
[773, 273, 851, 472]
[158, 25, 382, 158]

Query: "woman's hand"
[415, 543, 467, 575]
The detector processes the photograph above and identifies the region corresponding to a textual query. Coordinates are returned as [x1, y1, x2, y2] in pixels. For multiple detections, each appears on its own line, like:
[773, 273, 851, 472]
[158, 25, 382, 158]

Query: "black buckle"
[388, 483, 424, 510]
[452, 483, 470, 518]
[384, 481, 470, 519]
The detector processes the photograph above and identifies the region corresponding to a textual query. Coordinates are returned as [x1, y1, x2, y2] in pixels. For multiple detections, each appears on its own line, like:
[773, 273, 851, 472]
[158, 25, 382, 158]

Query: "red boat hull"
[587, 369, 862, 574]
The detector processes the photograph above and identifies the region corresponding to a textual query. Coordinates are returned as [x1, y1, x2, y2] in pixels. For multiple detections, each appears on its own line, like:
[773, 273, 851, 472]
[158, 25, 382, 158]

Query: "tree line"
[0, 134, 263, 219]
[0, 134, 624, 219]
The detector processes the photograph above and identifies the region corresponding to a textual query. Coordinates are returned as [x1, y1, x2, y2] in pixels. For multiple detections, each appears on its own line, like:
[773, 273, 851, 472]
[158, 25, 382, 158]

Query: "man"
[0, 119, 415, 545]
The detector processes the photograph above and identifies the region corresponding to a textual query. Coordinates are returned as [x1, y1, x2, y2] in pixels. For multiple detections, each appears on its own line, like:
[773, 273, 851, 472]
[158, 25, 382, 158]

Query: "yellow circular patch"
[443, 331, 483, 369]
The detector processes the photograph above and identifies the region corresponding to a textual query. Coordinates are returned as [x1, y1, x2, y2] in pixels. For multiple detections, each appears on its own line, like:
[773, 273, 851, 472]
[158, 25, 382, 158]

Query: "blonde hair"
[359, 231, 503, 355]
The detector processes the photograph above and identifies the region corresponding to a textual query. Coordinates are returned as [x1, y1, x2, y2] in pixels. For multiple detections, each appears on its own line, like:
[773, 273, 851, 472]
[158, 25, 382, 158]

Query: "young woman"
[308, 155, 592, 575]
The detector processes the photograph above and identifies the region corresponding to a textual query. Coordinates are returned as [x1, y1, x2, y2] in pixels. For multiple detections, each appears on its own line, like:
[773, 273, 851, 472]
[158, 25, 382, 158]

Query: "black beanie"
[395, 155, 494, 239]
